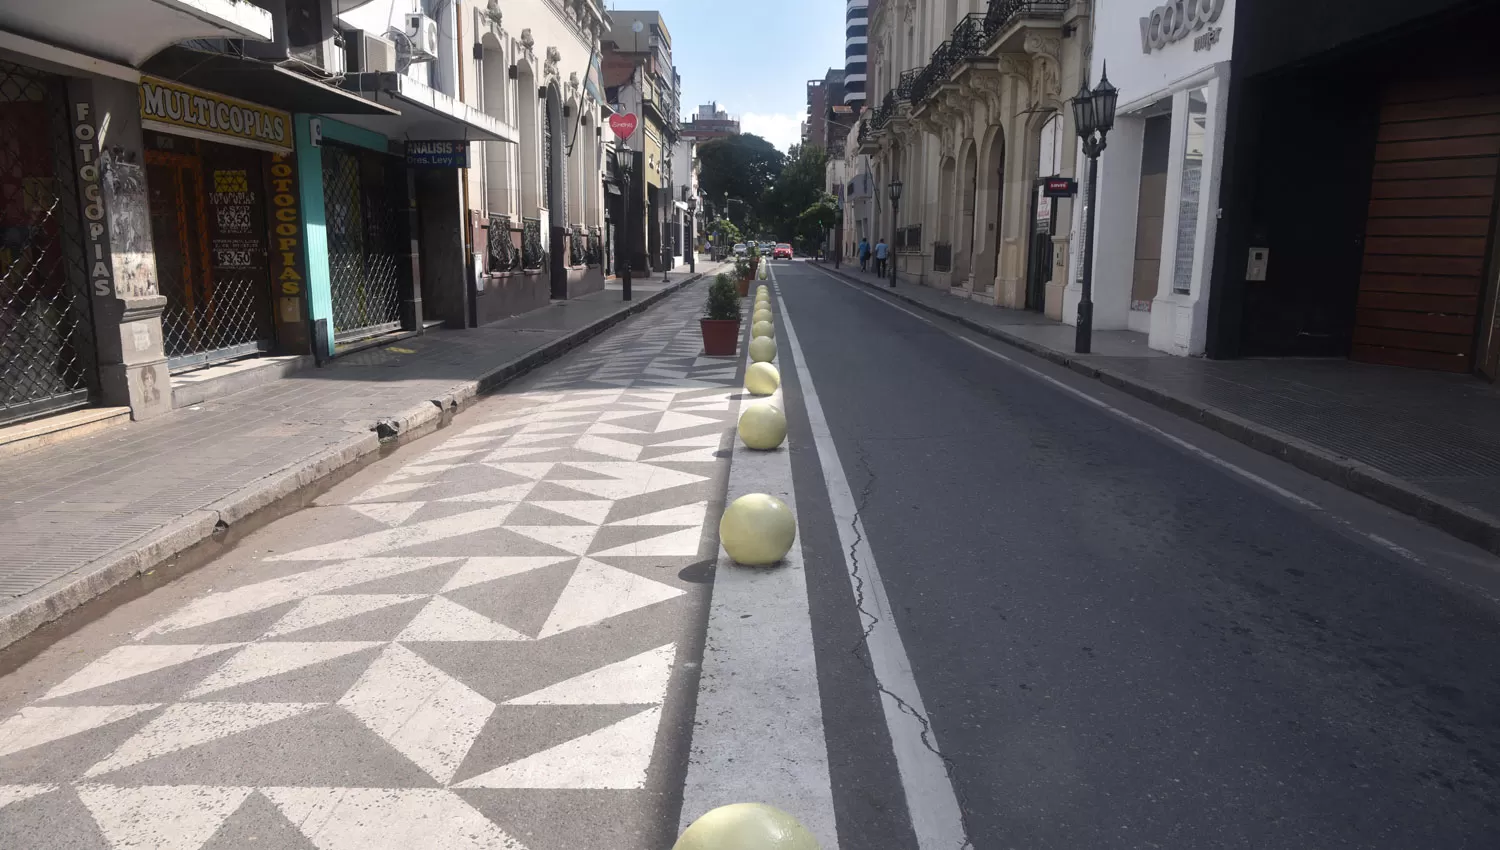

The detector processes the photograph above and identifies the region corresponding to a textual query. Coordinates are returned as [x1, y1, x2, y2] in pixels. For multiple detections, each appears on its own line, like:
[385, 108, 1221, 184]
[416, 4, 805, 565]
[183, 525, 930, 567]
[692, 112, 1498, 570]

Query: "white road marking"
[187, 642, 380, 698]
[536, 558, 685, 638]
[267, 596, 424, 639]
[263, 787, 528, 850]
[78, 784, 253, 850]
[0, 705, 159, 760]
[439, 556, 575, 593]
[338, 644, 495, 785]
[394, 597, 531, 642]
[816, 267, 1325, 513]
[679, 272, 840, 848]
[655, 411, 721, 432]
[270, 505, 520, 561]
[0, 785, 55, 811]
[573, 435, 645, 460]
[350, 502, 425, 527]
[43, 644, 243, 700]
[505, 525, 601, 556]
[607, 501, 708, 527]
[777, 268, 972, 849]
[504, 644, 676, 705]
[86, 703, 320, 777]
[454, 705, 663, 790]
[529, 500, 617, 524]
[591, 527, 704, 557]
[439, 483, 538, 504]
[547, 462, 708, 501]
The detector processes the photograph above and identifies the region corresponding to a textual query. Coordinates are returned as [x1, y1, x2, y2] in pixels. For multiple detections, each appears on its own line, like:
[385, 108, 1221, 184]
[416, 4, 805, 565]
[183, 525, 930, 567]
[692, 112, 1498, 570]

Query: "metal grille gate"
[322, 144, 402, 344]
[146, 140, 276, 371]
[0, 60, 96, 425]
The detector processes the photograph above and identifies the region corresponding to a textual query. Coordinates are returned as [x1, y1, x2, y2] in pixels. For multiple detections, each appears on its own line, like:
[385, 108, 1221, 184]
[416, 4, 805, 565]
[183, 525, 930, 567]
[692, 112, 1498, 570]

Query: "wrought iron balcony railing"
[909, 1, 1069, 107]
[521, 217, 545, 271]
[487, 213, 520, 273]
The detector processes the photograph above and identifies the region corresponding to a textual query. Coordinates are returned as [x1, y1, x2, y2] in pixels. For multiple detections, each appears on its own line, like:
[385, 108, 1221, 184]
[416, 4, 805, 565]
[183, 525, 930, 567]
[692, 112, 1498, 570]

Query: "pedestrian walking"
[873, 238, 889, 278]
[858, 237, 871, 272]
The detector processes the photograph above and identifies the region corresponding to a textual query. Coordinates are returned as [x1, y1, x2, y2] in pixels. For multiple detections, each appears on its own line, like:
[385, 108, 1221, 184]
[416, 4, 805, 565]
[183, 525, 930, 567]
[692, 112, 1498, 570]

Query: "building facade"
[844, 0, 870, 109]
[1067, 0, 1234, 355]
[858, 0, 1088, 315]
[682, 102, 739, 142]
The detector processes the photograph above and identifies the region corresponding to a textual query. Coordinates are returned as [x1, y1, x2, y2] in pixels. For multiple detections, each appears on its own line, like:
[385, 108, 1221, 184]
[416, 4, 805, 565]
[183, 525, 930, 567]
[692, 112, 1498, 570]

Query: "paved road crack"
[847, 440, 976, 850]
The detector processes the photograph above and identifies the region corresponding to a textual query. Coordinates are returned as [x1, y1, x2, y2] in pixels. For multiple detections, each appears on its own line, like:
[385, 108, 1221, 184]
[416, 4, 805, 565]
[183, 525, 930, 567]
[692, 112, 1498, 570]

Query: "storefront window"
[1171, 89, 1208, 295]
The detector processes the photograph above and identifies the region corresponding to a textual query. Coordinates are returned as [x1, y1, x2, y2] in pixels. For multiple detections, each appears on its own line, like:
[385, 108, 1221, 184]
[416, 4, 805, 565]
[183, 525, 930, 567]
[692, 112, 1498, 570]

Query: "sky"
[605, 0, 847, 151]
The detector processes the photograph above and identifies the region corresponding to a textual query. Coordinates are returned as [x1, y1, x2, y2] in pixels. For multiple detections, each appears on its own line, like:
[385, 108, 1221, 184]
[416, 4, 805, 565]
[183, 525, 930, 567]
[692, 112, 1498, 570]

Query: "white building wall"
[1068, 0, 1234, 355]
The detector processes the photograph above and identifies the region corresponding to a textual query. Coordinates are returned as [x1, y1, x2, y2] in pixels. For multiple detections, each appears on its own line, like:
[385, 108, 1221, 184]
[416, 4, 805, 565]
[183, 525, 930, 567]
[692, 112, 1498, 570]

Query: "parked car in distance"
[774, 243, 793, 259]
[733, 243, 748, 256]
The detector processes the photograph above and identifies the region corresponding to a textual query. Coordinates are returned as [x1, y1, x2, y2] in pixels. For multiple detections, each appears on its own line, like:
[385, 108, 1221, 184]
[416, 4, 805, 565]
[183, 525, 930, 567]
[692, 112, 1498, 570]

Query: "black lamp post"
[887, 178, 903, 287]
[687, 197, 697, 274]
[1071, 65, 1118, 354]
[615, 147, 634, 301]
[835, 196, 844, 269]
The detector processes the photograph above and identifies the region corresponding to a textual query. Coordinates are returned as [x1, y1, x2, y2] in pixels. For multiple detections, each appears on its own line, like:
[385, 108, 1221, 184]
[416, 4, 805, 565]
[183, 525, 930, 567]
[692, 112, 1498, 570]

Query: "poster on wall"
[207, 168, 264, 272]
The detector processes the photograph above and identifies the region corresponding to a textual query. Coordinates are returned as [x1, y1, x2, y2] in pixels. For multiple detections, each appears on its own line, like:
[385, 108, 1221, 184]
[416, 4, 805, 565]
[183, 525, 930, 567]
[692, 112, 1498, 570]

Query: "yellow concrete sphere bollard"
[673, 804, 820, 850]
[757, 284, 769, 295]
[745, 361, 780, 395]
[749, 335, 777, 363]
[719, 495, 798, 566]
[752, 320, 774, 338]
[755, 295, 771, 308]
[738, 401, 787, 450]
[753, 308, 773, 325]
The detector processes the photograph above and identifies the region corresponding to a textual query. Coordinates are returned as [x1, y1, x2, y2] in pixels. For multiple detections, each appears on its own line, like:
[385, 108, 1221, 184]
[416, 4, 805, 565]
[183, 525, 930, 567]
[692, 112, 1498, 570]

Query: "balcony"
[908, 0, 1068, 111]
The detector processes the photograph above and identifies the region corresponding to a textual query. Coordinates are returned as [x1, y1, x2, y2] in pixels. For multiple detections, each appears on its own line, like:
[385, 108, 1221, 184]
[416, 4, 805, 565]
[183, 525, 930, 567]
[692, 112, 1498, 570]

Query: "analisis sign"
[1139, 0, 1226, 53]
[406, 140, 469, 167]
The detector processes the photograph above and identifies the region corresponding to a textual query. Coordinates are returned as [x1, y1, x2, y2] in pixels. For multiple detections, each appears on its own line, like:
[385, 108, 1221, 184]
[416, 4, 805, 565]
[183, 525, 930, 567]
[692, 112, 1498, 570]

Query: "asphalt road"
[771, 259, 1500, 849]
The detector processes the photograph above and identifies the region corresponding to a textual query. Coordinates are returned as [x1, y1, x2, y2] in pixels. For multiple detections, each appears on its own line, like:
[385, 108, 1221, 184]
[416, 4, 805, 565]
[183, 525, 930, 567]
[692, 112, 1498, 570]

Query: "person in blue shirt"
[873, 238, 889, 278]
[858, 237, 871, 272]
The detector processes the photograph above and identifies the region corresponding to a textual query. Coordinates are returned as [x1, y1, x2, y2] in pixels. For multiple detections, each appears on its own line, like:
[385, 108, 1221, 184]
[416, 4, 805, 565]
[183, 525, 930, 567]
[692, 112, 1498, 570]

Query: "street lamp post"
[835, 197, 844, 269]
[687, 197, 697, 274]
[615, 147, 634, 302]
[1071, 65, 1118, 354]
[887, 178, 903, 287]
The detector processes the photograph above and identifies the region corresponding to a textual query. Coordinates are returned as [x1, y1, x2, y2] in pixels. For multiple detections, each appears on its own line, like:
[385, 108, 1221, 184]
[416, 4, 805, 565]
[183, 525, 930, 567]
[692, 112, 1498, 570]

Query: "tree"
[796, 195, 840, 254]
[762, 144, 830, 247]
[709, 218, 742, 247]
[698, 134, 784, 229]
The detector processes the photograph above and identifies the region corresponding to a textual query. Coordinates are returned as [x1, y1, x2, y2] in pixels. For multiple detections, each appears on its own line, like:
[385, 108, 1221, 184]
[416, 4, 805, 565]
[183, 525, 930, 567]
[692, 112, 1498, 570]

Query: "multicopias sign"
[138, 76, 292, 153]
[1139, 0, 1226, 53]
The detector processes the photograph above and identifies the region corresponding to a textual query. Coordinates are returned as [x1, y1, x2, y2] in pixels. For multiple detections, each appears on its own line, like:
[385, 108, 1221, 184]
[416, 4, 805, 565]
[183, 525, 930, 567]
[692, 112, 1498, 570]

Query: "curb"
[819, 263, 1500, 558]
[0, 271, 711, 653]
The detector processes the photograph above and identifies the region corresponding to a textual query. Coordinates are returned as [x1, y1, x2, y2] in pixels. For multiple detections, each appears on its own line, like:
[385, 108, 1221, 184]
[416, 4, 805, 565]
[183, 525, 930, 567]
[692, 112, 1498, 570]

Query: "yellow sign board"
[139, 75, 292, 153]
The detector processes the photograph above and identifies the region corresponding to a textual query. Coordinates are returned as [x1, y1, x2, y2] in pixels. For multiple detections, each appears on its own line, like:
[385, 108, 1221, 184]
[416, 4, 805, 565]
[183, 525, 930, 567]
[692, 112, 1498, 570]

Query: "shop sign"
[72, 101, 113, 298]
[1139, 0, 1226, 54]
[609, 112, 639, 139]
[406, 140, 469, 167]
[139, 76, 292, 152]
[1043, 176, 1077, 198]
[266, 154, 306, 300]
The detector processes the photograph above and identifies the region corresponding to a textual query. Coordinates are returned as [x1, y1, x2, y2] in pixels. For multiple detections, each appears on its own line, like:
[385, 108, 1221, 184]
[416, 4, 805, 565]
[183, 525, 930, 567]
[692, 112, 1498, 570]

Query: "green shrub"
[706, 274, 741, 321]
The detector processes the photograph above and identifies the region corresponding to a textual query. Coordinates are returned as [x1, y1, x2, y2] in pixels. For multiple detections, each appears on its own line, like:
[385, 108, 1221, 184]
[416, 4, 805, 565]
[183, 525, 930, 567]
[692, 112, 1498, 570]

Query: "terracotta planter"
[735, 277, 751, 297]
[700, 319, 741, 356]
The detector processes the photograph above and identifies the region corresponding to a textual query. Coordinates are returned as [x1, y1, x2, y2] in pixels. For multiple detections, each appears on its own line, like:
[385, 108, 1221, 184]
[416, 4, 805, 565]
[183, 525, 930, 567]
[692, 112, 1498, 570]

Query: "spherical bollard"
[752, 320, 774, 338]
[756, 285, 769, 295]
[673, 804, 820, 850]
[755, 295, 770, 308]
[745, 361, 780, 395]
[738, 402, 787, 450]
[753, 308, 773, 325]
[719, 495, 797, 566]
[749, 335, 777, 363]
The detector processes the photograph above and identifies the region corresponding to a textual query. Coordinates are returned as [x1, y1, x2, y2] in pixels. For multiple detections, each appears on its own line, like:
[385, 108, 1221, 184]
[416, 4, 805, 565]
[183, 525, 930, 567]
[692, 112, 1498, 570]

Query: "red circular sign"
[609, 112, 639, 139]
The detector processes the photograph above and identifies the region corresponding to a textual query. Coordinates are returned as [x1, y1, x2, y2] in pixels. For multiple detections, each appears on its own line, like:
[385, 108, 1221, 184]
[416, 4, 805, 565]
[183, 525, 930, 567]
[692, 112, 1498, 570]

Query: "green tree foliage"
[796, 195, 840, 253]
[698, 134, 785, 230]
[709, 218, 742, 247]
[763, 145, 834, 251]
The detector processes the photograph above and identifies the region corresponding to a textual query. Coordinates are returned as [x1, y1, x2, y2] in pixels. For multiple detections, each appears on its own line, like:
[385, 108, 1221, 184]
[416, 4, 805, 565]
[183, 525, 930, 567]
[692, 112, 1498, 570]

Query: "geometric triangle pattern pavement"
[0, 287, 740, 849]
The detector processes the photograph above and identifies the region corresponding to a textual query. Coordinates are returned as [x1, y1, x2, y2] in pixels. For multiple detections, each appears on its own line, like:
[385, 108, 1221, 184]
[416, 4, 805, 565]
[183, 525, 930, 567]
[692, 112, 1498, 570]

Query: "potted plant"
[733, 256, 753, 297]
[701, 273, 742, 356]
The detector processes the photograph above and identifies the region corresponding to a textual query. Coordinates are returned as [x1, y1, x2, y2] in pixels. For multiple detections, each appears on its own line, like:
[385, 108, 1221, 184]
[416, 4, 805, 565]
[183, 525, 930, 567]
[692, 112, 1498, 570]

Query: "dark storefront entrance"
[145, 134, 276, 372]
[1211, 0, 1500, 378]
[320, 142, 405, 345]
[0, 59, 96, 426]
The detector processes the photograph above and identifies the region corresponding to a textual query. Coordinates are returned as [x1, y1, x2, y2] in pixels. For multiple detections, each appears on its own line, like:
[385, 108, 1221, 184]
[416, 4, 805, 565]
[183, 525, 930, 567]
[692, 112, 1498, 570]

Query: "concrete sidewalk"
[0, 264, 727, 651]
[815, 260, 1500, 557]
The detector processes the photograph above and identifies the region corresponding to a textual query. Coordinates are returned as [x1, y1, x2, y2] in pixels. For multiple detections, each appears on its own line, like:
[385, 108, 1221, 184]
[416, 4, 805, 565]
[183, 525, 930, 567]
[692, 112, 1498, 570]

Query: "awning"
[144, 46, 399, 116]
[336, 72, 516, 144]
[0, 0, 271, 68]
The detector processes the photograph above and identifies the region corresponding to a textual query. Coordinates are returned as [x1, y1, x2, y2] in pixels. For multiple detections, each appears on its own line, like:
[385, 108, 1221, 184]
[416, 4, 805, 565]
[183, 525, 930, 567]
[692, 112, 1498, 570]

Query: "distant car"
[732, 243, 748, 256]
[773, 243, 793, 259]
[759, 241, 775, 253]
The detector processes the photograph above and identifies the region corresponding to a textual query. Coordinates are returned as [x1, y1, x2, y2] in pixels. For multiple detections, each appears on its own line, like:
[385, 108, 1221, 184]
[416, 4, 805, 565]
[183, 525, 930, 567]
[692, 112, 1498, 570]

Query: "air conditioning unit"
[404, 13, 439, 63]
[362, 31, 397, 72]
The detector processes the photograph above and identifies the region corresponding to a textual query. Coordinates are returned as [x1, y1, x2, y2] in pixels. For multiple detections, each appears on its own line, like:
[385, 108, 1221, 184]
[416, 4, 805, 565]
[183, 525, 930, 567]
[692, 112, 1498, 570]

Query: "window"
[1171, 89, 1208, 295]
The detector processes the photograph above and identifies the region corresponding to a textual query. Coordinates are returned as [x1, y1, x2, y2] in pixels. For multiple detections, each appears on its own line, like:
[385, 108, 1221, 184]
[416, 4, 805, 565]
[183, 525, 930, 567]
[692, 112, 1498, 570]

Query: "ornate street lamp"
[686, 196, 697, 274]
[615, 146, 635, 301]
[1071, 65, 1118, 353]
[887, 178, 903, 287]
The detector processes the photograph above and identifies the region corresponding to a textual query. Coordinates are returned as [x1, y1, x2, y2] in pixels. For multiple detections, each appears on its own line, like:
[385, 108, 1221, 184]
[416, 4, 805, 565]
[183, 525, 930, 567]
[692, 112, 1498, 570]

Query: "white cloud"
[740, 112, 804, 153]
